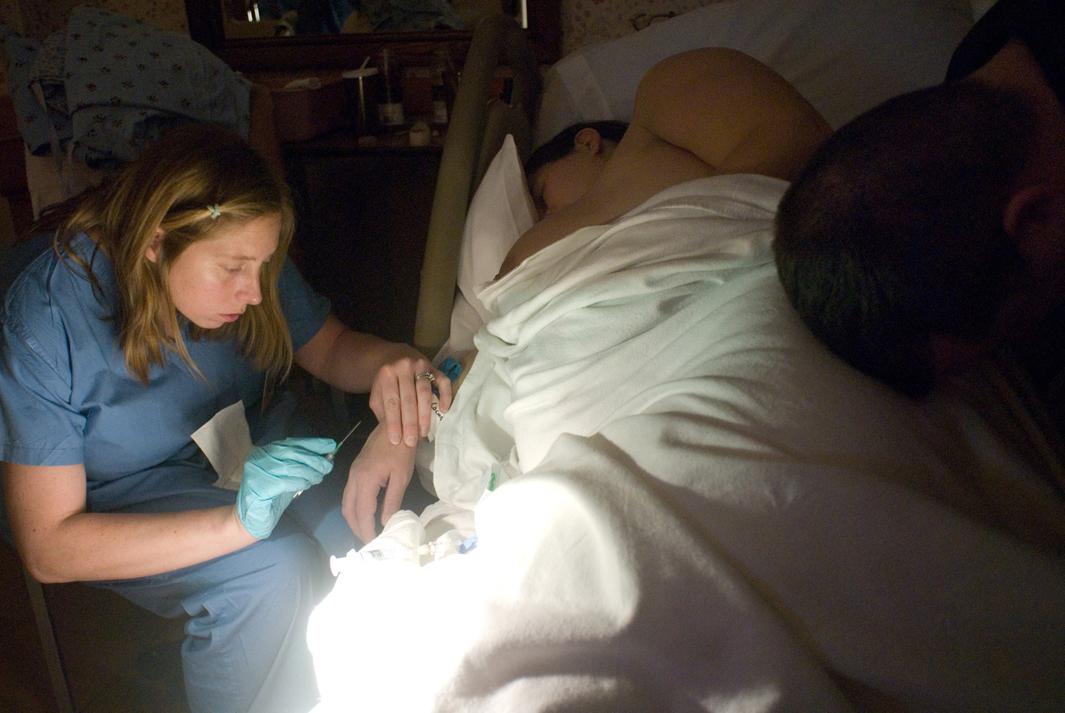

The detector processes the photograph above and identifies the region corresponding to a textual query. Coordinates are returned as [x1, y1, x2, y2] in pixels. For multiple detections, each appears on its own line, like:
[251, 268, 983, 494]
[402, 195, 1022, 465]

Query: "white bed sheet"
[309, 176, 1065, 712]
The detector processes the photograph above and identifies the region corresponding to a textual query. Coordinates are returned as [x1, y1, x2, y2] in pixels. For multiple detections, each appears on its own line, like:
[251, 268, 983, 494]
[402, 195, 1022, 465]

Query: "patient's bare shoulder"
[497, 49, 829, 278]
[633, 47, 830, 182]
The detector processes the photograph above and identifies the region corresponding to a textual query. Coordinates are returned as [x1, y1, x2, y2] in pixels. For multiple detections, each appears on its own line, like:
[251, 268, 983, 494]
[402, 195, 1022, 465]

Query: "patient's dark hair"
[773, 81, 1035, 397]
[525, 120, 630, 177]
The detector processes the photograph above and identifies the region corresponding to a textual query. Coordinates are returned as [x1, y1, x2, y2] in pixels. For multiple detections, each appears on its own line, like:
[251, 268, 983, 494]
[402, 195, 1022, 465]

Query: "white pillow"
[442, 134, 537, 355]
[535, 0, 973, 145]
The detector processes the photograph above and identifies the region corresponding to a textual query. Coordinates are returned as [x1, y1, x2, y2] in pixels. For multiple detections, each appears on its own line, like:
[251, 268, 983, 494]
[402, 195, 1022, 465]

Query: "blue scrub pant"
[95, 466, 358, 713]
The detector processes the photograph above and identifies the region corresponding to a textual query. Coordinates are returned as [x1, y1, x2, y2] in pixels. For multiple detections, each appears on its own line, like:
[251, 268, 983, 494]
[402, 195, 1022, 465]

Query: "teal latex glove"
[236, 436, 337, 539]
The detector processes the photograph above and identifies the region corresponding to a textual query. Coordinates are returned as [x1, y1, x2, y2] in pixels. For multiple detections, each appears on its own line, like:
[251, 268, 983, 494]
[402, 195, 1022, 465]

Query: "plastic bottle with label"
[377, 47, 405, 131]
[430, 47, 452, 127]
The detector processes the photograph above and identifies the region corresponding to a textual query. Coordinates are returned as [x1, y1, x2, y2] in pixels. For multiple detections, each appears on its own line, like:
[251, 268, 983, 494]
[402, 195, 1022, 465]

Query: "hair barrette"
[207, 204, 222, 220]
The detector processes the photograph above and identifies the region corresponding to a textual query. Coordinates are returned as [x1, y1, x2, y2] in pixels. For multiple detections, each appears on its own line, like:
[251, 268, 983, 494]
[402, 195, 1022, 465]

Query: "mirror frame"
[185, 0, 561, 71]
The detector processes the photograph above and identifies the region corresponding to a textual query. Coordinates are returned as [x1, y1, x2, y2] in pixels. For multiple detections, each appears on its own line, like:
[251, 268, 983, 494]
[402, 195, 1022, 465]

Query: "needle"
[326, 420, 363, 462]
[295, 420, 364, 499]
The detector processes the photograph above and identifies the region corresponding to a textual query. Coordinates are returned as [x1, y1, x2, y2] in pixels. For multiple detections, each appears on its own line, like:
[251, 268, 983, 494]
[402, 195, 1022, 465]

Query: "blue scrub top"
[0, 232, 330, 515]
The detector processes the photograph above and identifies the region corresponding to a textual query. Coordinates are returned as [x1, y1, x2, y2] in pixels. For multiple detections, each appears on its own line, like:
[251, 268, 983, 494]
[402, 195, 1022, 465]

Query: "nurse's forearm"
[20, 506, 254, 584]
[321, 330, 420, 393]
[296, 314, 420, 393]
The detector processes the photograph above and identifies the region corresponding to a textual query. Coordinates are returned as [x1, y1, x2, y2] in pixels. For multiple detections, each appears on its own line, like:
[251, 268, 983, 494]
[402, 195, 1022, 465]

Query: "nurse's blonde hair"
[52, 123, 296, 385]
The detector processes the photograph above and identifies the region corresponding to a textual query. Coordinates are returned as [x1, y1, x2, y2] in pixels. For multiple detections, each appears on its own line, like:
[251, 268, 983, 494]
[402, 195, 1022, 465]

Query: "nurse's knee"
[181, 533, 327, 713]
[186, 529, 330, 625]
[249, 529, 332, 608]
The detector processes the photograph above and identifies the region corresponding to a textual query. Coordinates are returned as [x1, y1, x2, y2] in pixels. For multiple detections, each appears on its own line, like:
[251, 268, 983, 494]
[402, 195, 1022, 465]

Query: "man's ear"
[932, 185, 1065, 381]
[145, 228, 165, 263]
[1003, 184, 1065, 278]
[573, 127, 603, 154]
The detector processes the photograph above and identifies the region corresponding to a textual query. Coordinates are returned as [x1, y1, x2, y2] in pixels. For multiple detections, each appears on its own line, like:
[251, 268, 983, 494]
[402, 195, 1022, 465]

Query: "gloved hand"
[236, 436, 337, 539]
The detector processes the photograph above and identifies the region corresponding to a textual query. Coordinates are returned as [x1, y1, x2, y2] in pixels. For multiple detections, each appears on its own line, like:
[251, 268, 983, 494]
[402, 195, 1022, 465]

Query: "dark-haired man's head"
[774, 81, 1050, 396]
[525, 121, 629, 217]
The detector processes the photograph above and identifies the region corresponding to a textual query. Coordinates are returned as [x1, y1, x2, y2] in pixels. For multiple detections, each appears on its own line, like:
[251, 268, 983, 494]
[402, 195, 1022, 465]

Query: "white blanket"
[308, 176, 1065, 712]
[430, 174, 789, 510]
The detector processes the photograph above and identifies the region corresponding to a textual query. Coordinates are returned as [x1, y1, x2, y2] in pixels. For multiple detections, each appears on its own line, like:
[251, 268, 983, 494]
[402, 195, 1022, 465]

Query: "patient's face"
[529, 150, 604, 218]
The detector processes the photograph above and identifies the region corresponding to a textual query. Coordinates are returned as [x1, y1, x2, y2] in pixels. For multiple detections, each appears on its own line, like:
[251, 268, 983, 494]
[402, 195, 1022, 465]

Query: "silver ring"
[416, 370, 436, 382]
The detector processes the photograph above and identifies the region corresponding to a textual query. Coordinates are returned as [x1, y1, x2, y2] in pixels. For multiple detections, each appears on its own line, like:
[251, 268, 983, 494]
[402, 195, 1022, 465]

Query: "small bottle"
[430, 47, 452, 127]
[377, 47, 405, 130]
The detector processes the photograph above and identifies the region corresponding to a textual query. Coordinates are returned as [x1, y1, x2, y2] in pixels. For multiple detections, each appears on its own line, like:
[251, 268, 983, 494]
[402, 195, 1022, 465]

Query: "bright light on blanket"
[305, 480, 592, 710]
[307, 548, 495, 710]
[305, 505, 494, 711]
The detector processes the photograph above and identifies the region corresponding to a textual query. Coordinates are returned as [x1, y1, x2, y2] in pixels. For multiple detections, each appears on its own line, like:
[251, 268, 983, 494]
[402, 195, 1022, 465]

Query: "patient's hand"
[342, 424, 417, 542]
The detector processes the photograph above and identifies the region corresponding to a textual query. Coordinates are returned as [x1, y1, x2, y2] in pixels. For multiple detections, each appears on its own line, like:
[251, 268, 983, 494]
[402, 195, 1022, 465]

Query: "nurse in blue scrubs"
[0, 123, 449, 713]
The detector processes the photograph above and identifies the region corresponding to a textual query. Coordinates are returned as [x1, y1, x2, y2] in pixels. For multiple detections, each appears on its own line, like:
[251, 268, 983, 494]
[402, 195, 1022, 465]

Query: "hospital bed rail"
[413, 13, 541, 357]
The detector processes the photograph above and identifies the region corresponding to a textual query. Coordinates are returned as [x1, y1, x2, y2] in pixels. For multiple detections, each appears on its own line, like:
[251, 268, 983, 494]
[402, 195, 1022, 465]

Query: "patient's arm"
[498, 48, 830, 276]
[627, 47, 831, 183]
[343, 352, 476, 541]
[343, 425, 416, 542]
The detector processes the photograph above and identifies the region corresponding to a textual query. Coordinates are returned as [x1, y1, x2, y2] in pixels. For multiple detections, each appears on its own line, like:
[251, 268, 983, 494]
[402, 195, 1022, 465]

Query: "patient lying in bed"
[342, 47, 832, 540]
[314, 48, 1065, 712]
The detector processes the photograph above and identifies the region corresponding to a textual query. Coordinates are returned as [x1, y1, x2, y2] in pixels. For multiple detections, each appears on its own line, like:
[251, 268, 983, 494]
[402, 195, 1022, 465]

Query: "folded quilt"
[1, 6, 249, 166]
